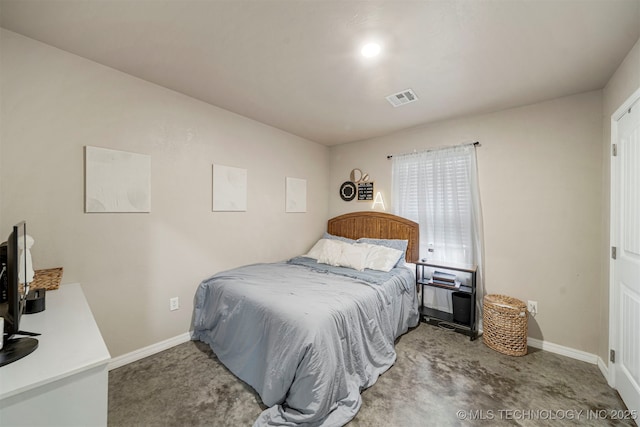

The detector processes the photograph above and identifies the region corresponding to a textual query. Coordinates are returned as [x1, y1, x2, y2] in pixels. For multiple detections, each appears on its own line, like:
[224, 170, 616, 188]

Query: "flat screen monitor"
[0, 221, 38, 367]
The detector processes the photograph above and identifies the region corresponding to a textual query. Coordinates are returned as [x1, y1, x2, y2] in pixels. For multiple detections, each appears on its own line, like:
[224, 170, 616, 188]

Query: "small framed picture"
[357, 182, 374, 201]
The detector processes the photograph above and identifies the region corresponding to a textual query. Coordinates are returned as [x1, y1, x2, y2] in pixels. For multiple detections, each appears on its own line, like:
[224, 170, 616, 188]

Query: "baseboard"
[108, 332, 192, 371]
[527, 337, 599, 365]
[108, 332, 604, 374]
[598, 357, 614, 387]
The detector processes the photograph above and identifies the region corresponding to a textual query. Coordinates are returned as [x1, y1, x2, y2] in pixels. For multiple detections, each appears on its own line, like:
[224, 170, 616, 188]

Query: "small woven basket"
[30, 267, 63, 291]
[483, 294, 528, 356]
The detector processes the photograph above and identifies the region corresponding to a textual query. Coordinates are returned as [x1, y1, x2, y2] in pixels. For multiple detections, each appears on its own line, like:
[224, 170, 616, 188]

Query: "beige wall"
[329, 91, 604, 354]
[600, 37, 640, 364]
[0, 30, 330, 358]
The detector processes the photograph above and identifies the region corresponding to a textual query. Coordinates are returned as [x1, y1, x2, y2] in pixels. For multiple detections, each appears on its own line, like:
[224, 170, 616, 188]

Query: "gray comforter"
[193, 257, 419, 426]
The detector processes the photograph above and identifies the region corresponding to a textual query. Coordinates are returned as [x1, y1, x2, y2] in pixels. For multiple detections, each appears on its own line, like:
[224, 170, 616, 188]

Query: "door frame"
[608, 86, 640, 388]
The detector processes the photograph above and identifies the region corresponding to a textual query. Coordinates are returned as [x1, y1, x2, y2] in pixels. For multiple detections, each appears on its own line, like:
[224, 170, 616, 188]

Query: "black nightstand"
[416, 261, 478, 340]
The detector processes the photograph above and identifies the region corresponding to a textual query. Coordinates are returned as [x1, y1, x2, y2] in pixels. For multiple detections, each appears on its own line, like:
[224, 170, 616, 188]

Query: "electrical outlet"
[527, 300, 538, 316]
[169, 297, 179, 311]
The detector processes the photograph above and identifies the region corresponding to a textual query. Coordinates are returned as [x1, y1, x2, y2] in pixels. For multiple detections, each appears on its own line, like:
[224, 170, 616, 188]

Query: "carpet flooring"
[108, 323, 635, 426]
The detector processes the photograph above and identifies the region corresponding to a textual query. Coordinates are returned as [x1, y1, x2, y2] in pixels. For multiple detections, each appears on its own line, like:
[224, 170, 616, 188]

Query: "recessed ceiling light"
[361, 43, 381, 58]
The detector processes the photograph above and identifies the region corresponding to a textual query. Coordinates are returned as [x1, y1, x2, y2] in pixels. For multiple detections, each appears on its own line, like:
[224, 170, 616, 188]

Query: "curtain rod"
[386, 141, 480, 159]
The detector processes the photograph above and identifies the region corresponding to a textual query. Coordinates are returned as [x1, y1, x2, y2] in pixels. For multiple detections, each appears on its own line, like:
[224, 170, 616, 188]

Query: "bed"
[193, 212, 420, 426]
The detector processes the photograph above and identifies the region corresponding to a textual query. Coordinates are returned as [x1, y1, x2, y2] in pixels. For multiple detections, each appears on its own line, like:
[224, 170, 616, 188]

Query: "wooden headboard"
[327, 211, 419, 263]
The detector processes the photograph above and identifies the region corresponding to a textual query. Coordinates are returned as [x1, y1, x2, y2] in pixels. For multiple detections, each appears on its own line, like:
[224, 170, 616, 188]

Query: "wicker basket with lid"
[482, 294, 528, 356]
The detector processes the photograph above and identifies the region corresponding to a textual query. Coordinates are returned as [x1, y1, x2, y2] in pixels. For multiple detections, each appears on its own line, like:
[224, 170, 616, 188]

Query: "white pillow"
[317, 239, 345, 266]
[358, 243, 404, 272]
[305, 238, 330, 260]
[337, 242, 369, 271]
[316, 240, 369, 271]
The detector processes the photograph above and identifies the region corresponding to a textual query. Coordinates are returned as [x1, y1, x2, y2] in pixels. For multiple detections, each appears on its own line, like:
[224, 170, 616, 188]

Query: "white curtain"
[392, 144, 484, 317]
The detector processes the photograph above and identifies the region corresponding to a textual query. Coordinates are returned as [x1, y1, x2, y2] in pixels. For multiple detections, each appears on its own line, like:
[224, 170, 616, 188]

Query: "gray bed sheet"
[193, 257, 419, 426]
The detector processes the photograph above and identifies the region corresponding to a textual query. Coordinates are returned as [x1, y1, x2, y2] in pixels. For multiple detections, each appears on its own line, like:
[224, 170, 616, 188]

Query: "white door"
[611, 90, 640, 415]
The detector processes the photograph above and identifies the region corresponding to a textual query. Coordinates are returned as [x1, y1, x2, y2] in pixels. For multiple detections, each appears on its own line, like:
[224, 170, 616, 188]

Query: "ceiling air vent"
[386, 89, 418, 107]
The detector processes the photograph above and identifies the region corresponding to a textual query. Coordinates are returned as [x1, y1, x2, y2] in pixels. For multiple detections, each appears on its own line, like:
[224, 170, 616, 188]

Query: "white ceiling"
[1, 0, 639, 146]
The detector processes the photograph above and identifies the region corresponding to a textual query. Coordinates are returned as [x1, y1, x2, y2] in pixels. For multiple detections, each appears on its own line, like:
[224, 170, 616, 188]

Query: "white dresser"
[0, 283, 111, 426]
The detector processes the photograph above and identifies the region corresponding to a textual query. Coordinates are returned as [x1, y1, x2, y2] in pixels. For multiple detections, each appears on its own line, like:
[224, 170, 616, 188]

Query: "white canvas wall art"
[85, 146, 151, 213]
[286, 177, 307, 213]
[212, 164, 247, 211]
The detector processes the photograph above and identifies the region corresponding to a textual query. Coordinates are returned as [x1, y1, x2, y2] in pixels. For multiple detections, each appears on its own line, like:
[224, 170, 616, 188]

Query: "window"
[393, 145, 478, 265]
[392, 144, 484, 313]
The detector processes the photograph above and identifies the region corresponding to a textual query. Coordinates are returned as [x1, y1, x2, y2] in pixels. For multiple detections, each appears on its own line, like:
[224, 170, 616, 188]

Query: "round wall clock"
[339, 181, 357, 201]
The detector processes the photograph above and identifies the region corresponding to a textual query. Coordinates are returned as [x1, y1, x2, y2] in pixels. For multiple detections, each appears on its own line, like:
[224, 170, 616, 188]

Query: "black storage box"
[25, 288, 46, 314]
[452, 291, 471, 325]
